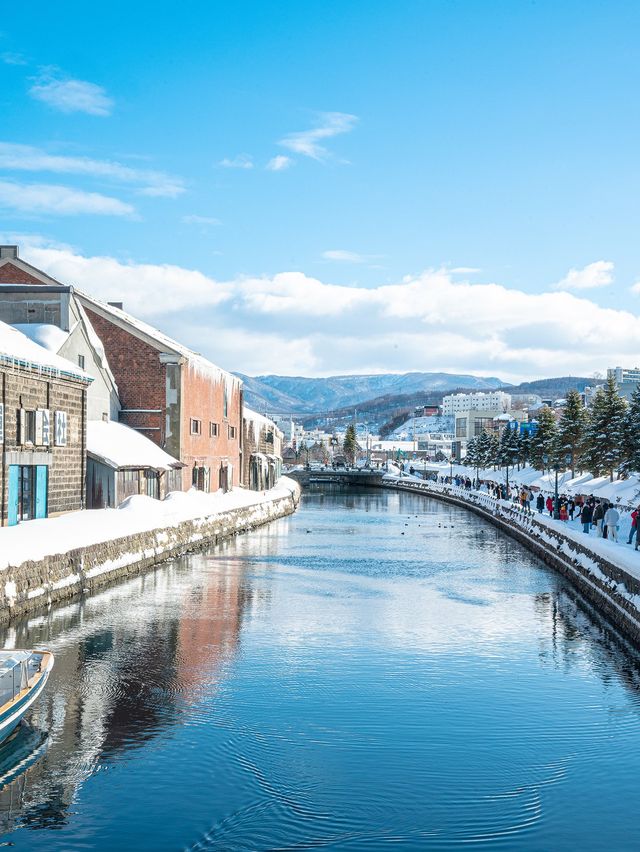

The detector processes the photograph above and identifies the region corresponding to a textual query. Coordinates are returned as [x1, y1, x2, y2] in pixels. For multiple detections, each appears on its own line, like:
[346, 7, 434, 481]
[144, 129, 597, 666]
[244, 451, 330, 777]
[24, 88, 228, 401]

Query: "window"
[209, 422, 219, 438]
[190, 418, 202, 435]
[78, 354, 85, 370]
[455, 417, 467, 439]
[223, 386, 228, 419]
[228, 425, 237, 440]
[473, 417, 493, 437]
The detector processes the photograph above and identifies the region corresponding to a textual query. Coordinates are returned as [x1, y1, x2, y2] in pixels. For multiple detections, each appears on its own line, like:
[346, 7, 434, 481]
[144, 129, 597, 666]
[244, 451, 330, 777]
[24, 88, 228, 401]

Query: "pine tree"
[556, 389, 588, 476]
[465, 436, 480, 468]
[497, 422, 520, 471]
[475, 430, 496, 468]
[583, 377, 628, 480]
[529, 406, 558, 471]
[343, 424, 357, 465]
[623, 385, 640, 475]
[518, 430, 530, 469]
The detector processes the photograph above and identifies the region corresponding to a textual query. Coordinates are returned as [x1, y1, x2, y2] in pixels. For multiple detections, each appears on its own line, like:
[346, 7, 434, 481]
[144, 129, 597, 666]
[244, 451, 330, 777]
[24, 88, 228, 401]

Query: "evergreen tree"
[475, 430, 496, 468]
[623, 385, 640, 475]
[556, 389, 588, 476]
[529, 406, 558, 471]
[497, 422, 520, 471]
[518, 430, 530, 469]
[465, 436, 480, 468]
[343, 424, 357, 465]
[583, 377, 628, 480]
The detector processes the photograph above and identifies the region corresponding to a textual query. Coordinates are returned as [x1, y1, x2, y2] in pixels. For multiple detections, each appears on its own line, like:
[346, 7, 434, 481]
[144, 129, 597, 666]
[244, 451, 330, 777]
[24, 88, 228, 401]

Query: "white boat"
[0, 651, 54, 744]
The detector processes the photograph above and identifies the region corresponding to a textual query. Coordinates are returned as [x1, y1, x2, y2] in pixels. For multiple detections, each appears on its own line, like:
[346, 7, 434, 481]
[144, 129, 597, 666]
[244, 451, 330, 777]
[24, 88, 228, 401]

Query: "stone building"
[0, 246, 119, 423]
[242, 408, 283, 490]
[75, 293, 243, 492]
[0, 321, 90, 526]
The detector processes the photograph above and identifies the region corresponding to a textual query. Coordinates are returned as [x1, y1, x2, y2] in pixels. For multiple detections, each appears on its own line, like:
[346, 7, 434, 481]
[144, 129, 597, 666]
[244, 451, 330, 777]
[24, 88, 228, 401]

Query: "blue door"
[35, 466, 48, 519]
[7, 466, 19, 527]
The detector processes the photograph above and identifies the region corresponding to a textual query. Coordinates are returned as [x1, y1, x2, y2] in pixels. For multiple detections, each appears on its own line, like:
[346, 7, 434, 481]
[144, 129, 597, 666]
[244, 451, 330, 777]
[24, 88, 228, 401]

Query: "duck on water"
[0, 650, 53, 744]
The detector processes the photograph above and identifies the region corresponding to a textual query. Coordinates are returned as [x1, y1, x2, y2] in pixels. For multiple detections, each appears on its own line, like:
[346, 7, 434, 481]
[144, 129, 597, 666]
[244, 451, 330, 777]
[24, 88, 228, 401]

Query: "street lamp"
[542, 452, 572, 520]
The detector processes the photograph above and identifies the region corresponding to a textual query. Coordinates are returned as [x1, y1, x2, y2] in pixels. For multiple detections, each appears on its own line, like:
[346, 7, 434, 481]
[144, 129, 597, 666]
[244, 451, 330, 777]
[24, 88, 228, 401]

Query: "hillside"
[235, 371, 503, 414]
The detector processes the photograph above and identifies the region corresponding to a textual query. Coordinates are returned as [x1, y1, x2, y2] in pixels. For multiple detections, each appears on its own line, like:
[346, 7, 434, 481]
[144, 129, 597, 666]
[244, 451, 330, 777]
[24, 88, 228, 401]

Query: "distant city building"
[607, 366, 640, 401]
[242, 408, 283, 490]
[442, 391, 511, 416]
[454, 409, 526, 443]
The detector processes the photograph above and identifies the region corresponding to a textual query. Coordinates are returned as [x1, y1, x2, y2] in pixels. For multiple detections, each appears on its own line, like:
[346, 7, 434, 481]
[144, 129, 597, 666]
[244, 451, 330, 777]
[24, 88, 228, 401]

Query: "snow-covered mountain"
[236, 371, 504, 414]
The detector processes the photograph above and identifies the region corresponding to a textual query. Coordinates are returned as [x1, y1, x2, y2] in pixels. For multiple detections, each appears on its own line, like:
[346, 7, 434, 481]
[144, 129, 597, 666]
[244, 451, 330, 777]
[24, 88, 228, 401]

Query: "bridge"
[286, 468, 386, 488]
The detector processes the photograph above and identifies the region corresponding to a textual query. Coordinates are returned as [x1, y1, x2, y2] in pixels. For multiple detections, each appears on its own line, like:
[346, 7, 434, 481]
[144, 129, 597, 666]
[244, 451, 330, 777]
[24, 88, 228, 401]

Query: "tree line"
[465, 376, 640, 481]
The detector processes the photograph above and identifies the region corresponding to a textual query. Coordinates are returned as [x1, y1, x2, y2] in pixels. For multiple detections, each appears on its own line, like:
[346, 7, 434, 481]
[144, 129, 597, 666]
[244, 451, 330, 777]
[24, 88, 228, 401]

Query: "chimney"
[0, 246, 18, 259]
[108, 301, 124, 310]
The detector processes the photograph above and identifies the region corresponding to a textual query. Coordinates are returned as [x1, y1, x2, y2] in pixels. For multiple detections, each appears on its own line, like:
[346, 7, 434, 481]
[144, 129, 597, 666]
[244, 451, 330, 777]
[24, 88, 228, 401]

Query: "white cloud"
[322, 249, 377, 264]
[17, 243, 640, 381]
[29, 72, 114, 116]
[266, 155, 292, 172]
[0, 181, 134, 217]
[182, 214, 221, 227]
[0, 142, 185, 198]
[553, 260, 614, 291]
[2, 52, 27, 66]
[279, 112, 358, 161]
[218, 154, 253, 169]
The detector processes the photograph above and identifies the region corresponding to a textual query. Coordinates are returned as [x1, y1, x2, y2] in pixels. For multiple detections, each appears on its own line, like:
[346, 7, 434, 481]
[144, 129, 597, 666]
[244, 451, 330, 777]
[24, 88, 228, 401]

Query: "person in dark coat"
[580, 502, 593, 533]
[536, 492, 545, 514]
[593, 500, 604, 536]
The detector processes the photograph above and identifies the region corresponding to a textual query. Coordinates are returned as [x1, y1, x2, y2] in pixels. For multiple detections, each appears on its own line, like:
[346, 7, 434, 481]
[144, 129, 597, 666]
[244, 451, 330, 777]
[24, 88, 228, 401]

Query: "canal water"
[1, 487, 640, 850]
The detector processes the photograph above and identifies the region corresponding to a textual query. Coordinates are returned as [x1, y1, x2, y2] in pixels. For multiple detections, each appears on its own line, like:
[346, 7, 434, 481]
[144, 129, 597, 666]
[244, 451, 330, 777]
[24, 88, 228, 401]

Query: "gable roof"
[75, 290, 242, 392]
[0, 257, 65, 287]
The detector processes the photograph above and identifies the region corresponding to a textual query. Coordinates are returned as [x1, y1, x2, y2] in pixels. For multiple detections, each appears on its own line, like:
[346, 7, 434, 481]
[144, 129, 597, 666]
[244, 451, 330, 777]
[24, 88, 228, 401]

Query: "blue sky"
[1, 0, 640, 381]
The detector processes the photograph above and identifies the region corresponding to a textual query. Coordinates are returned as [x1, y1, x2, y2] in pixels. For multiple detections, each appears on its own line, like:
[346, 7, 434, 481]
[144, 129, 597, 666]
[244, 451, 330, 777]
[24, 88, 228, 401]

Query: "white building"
[608, 366, 640, 385]
[442, 390, 511, 416]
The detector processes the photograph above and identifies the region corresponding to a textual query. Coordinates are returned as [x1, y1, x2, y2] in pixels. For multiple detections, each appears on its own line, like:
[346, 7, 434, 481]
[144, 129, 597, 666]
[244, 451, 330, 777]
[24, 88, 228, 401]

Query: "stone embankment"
[383, 476, 640, 646]
[0, 481, 300, 624]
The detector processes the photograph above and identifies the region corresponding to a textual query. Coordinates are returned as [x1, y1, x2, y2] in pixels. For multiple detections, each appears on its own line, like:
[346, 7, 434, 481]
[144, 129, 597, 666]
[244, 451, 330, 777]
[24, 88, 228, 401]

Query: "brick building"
[0, 321, 90, 526]
[242, 408, 283, 490]
[75, 293, 243, 491]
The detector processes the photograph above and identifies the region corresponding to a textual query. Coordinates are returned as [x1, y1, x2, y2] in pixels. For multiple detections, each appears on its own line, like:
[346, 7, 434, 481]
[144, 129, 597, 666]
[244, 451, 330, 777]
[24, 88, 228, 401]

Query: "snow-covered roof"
[87, 420, 183, 470]
[76, 291, 241, 394]
[13, 323, 70, 353]
[0, 320, 90, 382]
[243, 406, 283, 437]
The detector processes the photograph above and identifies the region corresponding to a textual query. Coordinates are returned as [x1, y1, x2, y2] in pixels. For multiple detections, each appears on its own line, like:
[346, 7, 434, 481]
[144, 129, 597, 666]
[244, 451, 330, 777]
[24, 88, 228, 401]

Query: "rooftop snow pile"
[13, 323, 69, 353]
[87, 420, 182, 470]
[0, 320, 90, 381]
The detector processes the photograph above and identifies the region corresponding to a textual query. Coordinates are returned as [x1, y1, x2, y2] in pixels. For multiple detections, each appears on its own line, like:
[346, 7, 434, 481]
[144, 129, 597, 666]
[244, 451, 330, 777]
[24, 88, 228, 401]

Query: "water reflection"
[0, 489, 639, 849]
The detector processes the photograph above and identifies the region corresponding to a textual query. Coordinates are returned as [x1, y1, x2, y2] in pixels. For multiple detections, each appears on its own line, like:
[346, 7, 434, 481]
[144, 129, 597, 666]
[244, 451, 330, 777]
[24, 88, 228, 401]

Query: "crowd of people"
[426, 471, 640, 551]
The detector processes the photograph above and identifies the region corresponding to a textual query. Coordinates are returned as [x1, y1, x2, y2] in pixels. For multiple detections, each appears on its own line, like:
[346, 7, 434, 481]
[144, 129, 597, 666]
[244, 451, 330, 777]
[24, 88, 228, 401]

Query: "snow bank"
[86, 421, 182, 470]
[0, 477, 299, 571]
[13, 323, 69, 353]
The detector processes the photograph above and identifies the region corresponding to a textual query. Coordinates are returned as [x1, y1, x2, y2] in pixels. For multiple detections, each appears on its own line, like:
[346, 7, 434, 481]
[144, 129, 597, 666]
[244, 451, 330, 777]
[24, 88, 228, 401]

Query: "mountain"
[236, 371, 504, 414]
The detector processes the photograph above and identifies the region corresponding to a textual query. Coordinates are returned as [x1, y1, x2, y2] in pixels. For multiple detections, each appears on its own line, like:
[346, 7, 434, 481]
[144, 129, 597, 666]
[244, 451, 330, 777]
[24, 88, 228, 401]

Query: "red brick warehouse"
[77, 293, 243, 492]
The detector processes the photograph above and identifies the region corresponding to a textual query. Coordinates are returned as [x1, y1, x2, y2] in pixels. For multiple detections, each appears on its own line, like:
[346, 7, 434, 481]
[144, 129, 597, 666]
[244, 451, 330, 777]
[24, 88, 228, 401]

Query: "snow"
[388, 414, 454, 440]
[13, 323, 69, 353]
[0, 477, 299, 571]
[78, 291, 241, 394]
[0, 320, 90, 381]
[86, 421, 182, 470]
[243, 406, 282, 437]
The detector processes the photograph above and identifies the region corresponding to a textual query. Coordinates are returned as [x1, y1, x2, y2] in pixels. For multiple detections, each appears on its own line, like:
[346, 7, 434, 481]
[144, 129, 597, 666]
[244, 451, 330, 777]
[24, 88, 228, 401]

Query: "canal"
[1, 486, 640, 850]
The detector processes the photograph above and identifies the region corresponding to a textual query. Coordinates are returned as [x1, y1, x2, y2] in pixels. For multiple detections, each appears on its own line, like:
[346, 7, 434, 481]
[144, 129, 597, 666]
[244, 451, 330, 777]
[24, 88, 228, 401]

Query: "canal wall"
[382, 477, 640, 647]
[0, 480, 300, 624]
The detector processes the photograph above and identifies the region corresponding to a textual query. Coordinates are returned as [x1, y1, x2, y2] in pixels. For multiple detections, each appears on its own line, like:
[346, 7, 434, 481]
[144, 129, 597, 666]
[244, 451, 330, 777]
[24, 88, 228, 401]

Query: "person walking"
[593, 501, 604, 537]
[580, 501, 593, 534]
[628, 506, 640, 545]
[536, 492, 545, 514]
[546, 495, 554, 517]
[604, 504, 620, 542]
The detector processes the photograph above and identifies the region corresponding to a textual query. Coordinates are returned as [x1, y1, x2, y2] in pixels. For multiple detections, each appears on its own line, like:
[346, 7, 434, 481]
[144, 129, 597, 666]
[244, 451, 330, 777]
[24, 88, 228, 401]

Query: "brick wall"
[0, 263, 45, 284]
[180, 363, 242, 490]
[1, 366, 87, 524]
[84, 309, 166, 446]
